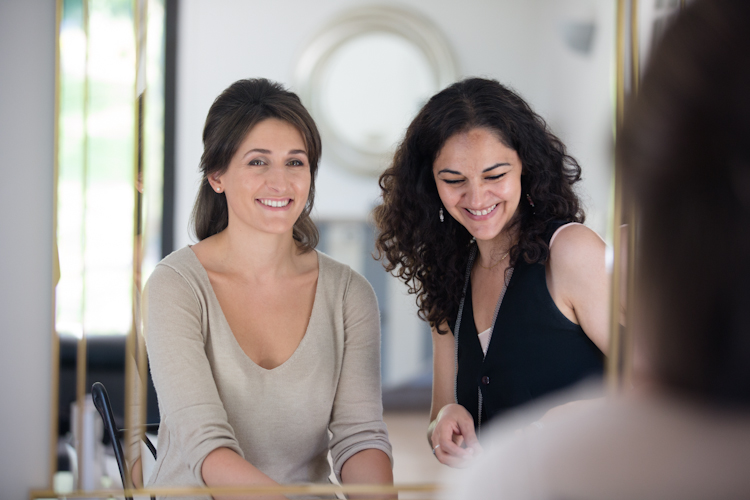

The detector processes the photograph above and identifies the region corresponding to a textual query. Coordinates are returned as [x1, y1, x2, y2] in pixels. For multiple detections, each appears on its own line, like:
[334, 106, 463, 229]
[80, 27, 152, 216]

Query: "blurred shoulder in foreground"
[449, 384, 750, 500]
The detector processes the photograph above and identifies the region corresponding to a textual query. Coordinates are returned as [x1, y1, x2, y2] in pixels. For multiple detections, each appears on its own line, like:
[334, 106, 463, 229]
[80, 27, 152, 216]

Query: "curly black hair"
[373, 78, 584, 334]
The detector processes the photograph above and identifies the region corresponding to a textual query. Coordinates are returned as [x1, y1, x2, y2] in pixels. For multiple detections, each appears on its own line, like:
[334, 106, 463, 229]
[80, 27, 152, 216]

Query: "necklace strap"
[476, 250, 510, 270]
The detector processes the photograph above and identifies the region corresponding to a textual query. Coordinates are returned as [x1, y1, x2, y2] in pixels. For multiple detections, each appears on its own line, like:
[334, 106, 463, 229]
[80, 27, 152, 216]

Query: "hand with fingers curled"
[430, 404, 483, 468]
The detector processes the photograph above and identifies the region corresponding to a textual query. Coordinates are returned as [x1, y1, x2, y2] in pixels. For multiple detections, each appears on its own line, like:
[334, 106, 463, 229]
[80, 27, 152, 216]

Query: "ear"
[207, 171, 224, 193]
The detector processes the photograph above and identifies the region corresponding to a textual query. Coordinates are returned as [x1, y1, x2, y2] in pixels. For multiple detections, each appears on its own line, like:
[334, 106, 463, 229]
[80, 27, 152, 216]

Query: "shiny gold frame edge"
[608, 0, 627, 391]
[608, 0, 638, 392]
[48, 0, 64, 488]
[30, 482, 441, 499]
[124, 0, 150, 487]
[631, 0, 640, 92]
[73, 0, 92, 489]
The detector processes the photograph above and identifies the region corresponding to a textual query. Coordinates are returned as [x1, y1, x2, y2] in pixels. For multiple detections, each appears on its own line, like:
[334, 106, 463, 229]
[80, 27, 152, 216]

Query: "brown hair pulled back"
[191, 78, 321, 251]
[374, 78, 584, 334]
[620, 0, 750, 406]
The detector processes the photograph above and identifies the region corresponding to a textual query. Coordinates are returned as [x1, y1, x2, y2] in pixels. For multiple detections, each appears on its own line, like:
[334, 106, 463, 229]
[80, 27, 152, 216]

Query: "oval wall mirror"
[295, 6, 458, 176]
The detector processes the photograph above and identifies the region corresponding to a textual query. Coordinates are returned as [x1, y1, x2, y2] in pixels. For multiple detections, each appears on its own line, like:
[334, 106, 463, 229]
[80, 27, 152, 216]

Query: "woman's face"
[432, 127, 523, 243]
[209, 118, 311, 237]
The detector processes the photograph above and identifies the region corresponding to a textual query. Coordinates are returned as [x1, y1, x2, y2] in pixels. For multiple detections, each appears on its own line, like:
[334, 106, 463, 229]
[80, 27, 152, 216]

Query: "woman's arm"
[341, 449, 394, 499]
[427, 324, 482, 468]
[145, 264, 269, 492]
[547, 224, 610, 353]
[201, 448, 284, 500]
[328, 271, 393, 484]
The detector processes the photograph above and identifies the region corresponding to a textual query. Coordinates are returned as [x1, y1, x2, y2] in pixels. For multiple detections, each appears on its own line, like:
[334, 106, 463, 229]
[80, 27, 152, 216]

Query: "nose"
[465, 182, 487, 207]
[265, 165, 288, 192]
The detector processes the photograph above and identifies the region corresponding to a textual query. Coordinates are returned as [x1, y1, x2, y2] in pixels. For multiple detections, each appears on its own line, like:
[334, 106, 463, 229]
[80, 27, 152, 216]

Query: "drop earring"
[526, 194, 535, 208]
[439, 207, 444, 223]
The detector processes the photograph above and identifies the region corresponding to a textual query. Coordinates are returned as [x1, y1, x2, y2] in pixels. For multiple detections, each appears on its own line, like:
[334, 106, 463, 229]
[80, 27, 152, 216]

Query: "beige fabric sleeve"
[143, 264, 244, 485]
[328, 270, 393, 481]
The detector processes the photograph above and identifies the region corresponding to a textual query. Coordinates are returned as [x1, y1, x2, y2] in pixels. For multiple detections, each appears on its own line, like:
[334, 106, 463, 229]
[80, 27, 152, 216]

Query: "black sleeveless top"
[451, 221, 604, 429]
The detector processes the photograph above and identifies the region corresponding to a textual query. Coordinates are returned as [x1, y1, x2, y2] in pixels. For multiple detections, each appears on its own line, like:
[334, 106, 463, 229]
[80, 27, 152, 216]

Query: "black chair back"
[91, 381, 157, 500]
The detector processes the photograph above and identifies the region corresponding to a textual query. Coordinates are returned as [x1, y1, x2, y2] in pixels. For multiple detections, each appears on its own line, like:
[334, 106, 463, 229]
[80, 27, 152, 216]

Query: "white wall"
[537, 0, 617, 238]
[385, 275, 429, 385]
[0, 1, 56, 497]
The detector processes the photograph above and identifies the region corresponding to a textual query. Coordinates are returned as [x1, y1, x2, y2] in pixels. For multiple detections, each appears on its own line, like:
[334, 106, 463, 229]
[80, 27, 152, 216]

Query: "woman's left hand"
[430, 403, 483, 468]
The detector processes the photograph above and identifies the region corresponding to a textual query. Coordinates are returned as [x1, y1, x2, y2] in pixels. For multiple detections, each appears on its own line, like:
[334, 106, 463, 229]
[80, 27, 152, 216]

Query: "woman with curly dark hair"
[374, 77, 609, 468]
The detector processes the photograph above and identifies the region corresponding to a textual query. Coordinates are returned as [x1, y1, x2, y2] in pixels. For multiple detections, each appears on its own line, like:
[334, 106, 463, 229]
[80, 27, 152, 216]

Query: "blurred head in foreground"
[620, 0, 750, 407]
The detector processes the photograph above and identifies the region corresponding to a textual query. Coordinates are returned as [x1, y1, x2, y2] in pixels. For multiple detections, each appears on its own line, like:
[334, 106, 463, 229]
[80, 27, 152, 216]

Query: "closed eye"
[486, 173, 506, 180]
[442, 179, 464, 185]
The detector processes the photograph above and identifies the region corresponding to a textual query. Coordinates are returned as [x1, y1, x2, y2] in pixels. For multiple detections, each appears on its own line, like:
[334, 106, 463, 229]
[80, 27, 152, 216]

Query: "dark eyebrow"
[437, 163, 511, 176]
[436, 168, 463, 175]
[243, 148, 271, 159]
[483, 163, 510, 173]
[242, 148, 308, 159]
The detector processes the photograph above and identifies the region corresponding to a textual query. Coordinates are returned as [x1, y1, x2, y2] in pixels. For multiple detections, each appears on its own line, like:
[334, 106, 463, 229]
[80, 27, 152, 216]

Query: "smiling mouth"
[258, 198, 292, 208]
[465, 204, 497, 216]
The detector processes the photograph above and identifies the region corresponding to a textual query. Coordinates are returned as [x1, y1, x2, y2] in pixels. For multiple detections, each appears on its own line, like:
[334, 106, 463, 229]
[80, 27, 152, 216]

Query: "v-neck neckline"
[465, 259, 515, 361]
[187, 246, 322, 373]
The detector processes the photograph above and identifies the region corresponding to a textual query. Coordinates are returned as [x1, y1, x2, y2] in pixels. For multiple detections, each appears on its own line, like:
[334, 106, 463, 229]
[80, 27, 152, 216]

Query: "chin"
[245, 218, 294, 235]
[473, 234, 500, 243]
[467, 226, 503, 242]
[264, 224, 297, 235]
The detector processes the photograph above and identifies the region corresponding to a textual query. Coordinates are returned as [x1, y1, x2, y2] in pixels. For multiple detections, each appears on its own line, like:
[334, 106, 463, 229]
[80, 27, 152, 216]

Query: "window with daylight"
[56, 0, 166, 338]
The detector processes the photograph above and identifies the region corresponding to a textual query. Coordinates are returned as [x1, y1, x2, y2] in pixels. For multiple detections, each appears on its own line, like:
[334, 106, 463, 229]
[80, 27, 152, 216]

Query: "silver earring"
[526, 193, 536, 215]
[439, 207, 444, 223]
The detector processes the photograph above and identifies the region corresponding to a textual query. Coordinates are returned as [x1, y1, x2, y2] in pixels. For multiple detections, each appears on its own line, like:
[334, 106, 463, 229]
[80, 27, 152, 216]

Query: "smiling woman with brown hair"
[374, 77, 609, 468]
[143, 78, 392, 499]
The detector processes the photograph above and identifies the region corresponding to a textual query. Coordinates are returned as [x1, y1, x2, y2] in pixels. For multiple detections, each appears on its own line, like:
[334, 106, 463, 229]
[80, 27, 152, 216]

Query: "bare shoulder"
[546, 224, 609, 348]
[548, 224, 606, 275]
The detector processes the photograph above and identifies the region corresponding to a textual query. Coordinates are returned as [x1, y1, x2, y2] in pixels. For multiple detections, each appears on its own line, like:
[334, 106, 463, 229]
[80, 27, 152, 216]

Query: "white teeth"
[467, 204, 497, 216]
[260, 199, 290, 208]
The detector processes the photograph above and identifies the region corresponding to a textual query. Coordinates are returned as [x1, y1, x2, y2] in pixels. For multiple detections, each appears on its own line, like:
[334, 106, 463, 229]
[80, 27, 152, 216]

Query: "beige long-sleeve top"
[143, 247, 392, 493]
